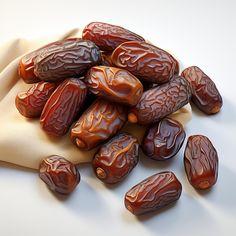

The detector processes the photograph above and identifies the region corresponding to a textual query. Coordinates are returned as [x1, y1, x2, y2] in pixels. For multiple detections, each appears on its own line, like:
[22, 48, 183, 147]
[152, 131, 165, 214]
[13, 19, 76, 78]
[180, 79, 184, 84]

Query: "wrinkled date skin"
[128, 76, 192, 125]
[40, 78, 87, 136]
[85, 66, 143, 106]
[142, 118, 186, 160]
[184, 135, 219, 190]
[92, 133, 139, 184]
[82, 22, 145, 51]
[15, 81, 57, 118]
[39, 155, 80, 195]
[34, 40, 102, 82]
[18, 38, 80, 84]
[111, 41, 177, 84]
[181, 66, 223, 114]
[71, 99, 127, 150]
[125, 171, 182, 215]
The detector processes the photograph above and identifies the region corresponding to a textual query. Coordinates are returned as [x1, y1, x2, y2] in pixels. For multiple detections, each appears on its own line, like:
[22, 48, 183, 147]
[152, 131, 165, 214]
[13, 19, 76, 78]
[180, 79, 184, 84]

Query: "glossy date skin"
[34, 39, 101, 82]
[39, 155, 80, 195]
[85, 66, 143, 106]
[128, 76, 192, 125]
[18, 38, 80, 84]
[82, 22, 145, 51]
[181, 66, 223, 114]
[184, 135, 218, 190]
[142, 118, 186, 160]
[40, 78, 87, 136]
[15, 82, 57, 118]
[71, 99, 127, 151]
[125, 171, 182, 215]
[92, 133, 139, 184]
[111, 41, 177, 84]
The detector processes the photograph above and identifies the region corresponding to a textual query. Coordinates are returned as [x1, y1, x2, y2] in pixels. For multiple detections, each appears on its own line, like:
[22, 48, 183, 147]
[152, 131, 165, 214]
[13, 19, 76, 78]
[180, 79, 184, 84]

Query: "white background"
[0, 0, 236, 235]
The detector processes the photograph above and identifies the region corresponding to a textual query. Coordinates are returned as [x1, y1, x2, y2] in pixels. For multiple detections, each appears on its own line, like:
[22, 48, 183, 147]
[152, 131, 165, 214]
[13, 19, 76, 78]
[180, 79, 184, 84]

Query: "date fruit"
[71, 99, 127, 150]
[101, 52, 114, 66]
[184, 135, 219, 190]
[40, 78, 87, 136]
[111, 41, 177, 84]
[34, 39, 101, 82]
[85, 66, 143, 106]
[181, 66, 223, 114]
[125, 171, 182, 215]
[39, 155, 80, 195]
[15, 81, 57, 118]
[82, 22, 145, 51]
[92, 133, 139, 184]
[142, 118, 186, 160]
[18, 38, 80, 84]
[128, 76, 192, 125]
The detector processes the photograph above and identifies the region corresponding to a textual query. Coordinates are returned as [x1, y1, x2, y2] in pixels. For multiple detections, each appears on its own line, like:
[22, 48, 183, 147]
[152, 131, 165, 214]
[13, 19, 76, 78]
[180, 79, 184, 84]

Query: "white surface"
[0, 0, 236, 235]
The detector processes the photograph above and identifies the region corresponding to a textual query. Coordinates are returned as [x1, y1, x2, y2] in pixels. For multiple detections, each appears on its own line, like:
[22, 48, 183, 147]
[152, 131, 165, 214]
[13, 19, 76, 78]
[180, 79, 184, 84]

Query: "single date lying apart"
[181, 66, 222, 114]
[39, 155, 80, 195]
[184, 135, 218, 190]
[125, 171, 182, 215]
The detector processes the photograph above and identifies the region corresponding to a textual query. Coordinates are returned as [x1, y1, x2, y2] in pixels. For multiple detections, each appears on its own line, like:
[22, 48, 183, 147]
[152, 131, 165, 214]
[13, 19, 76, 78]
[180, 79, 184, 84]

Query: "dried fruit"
[181, 66, 223, 114]
[39, 155, 80, 195]
[71, 99, 127, 150]
[128, 76, 192, 125]
[111, 41, 177, 84]
[85, 66, 143, 106]
[34, 39, 101, 82]
[82, 22, 145, 51]
[142, 118, 186, 160]
[92, 133, 139, 184]
[15, 81, 57, 118]
[18, 38, 80, 84]
[101, 52, 114, 66]
[125, 171, 182, 215]
[40, 78, 87, 136]
[184, 135, 219, 189]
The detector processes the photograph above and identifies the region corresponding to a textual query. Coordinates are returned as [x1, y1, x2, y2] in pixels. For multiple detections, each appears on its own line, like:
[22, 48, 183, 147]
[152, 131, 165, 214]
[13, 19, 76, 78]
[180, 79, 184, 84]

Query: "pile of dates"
[16, 22, 222, 216]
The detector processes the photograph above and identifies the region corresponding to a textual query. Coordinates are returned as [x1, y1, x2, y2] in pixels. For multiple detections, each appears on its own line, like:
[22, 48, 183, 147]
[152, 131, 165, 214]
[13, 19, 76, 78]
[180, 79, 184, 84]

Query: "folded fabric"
[0, 28, 192, 170]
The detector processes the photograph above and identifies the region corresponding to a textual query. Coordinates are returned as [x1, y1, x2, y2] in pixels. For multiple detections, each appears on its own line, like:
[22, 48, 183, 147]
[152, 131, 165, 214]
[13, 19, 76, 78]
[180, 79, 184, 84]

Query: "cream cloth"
[0, 28, 192, 169]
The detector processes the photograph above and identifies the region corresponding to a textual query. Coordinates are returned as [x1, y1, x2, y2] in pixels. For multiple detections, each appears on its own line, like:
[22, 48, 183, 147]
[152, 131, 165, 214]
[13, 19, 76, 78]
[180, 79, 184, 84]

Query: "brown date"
[15, 81, 57, 118]
[128, 76, 192, 125]
[125, 171, 182, 215]
[71, 99, 127, 150]
[39, 155, 80, 195]
[34, 40, 101, 82]
[92, 133, 139, 184]
[142, 118, 186, 160]
[40, 78, 87, 136]
[85, 66, 143, 106]
[181, 66, 223, 114]
[82, 22, 145, 51]
[184, 135, 219, 190]
[18, 38, 80, 84]
[111, 41, 177, 84]
[101, 52, 114, 66]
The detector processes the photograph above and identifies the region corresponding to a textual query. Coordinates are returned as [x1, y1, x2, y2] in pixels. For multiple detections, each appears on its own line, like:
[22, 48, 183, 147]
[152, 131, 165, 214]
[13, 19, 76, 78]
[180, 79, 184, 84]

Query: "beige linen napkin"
[0, 28, 192, 169]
